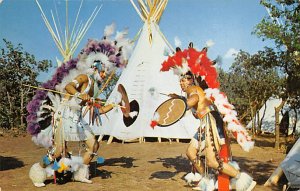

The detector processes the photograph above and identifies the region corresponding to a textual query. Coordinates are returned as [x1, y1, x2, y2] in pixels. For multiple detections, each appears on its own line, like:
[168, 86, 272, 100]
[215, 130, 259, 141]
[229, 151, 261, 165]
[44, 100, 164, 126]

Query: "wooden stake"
[107, 135, 114, 144]
[264, 166, 283, 186]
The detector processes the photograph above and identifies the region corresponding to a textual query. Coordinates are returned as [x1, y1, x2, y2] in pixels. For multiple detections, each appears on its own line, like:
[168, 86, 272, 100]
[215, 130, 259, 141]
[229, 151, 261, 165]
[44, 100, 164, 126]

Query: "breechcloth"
[53, 101, 94, 143]
[191, 110, 226, 152]
[190, 108, 230, 191]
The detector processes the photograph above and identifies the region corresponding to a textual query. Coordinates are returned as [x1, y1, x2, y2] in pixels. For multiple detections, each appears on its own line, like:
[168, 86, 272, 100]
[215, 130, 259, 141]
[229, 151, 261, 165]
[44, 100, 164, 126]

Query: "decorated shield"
[117, 84, 140, 127]
[154, 97, 187, 127]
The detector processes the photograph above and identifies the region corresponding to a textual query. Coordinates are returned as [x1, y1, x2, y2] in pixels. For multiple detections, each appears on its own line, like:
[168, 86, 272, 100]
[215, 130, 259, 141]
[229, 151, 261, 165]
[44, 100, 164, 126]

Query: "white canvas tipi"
[246, 97, 300, 135]
[99, 0, 199, 142]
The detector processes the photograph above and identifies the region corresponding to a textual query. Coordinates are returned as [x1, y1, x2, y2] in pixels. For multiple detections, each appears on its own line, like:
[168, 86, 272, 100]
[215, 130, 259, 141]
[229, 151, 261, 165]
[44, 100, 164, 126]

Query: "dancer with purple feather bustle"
[27, 24, 132, 187]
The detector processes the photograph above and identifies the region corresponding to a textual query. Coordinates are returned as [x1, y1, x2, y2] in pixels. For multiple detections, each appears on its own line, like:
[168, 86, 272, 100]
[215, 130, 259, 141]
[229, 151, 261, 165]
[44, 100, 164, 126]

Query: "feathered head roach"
[160, 42, 219, 89]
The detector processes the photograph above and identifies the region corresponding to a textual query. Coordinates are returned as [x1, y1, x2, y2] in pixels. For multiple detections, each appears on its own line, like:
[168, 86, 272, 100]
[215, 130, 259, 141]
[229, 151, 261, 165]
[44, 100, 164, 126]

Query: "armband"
[72, 80, 80, 88]
[74, 92, 81, 98]
[179, 96, 188, 110]
[179, 95, 186, 101]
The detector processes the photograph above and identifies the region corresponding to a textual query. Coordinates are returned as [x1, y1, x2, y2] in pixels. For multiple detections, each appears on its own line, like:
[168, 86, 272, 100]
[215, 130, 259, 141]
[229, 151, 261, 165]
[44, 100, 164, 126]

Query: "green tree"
[0, 39, 52, 129]
[254, 0, 300, 148]
[219, 49, 282, 135]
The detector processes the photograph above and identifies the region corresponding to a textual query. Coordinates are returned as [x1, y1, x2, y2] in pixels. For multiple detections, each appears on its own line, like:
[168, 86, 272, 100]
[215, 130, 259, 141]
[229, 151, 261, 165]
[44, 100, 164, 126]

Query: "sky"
[0, 0, 273, 81]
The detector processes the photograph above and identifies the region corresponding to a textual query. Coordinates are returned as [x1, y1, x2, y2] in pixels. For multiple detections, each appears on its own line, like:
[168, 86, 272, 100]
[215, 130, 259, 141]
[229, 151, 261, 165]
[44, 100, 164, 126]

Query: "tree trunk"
[20, 85, 24, 128]
[274, 99, 286, 149]
[249, 99, 256, 135]
[257, 111, 260, 134]
[6, 91, 14, 129]
[258, 102, 267, 134]
[292, 108, 297, 135]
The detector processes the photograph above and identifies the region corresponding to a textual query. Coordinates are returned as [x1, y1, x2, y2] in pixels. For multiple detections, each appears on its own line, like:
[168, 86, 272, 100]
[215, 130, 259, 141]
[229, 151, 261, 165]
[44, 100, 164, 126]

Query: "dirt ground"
[0, 132, 293, 191]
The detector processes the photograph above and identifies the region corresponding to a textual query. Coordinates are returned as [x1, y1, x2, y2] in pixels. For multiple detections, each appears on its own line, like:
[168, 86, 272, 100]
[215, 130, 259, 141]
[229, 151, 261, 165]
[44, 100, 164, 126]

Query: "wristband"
[72, 80, 80, 88]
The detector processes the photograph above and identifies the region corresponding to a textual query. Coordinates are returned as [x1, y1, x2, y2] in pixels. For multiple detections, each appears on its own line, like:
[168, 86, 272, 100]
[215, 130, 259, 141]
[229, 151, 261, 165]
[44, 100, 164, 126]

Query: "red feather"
[150, 120, 158, 129]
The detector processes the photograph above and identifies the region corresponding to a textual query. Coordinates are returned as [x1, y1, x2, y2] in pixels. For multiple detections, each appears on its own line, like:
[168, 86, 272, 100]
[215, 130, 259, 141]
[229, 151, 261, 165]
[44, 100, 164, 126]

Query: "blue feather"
[97, 157, 105, 164]
[52, 160, 60, 170]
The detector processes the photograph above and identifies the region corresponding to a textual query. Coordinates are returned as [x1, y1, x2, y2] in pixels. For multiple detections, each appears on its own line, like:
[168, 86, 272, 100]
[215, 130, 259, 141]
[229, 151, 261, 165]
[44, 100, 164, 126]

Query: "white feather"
[118, 39, 134, 61]
[234, 172, 255, 191]
[153, 112, 160, 121]
[193, 173, 203, 182]
[173, 62, 190, 76]
[129, 111, 138, 118]
[47, 93, 61, 110]
[184, 172, 195, 183]
[181, 62, 190, 74]
[45, 165, 54, 177]
[173, 67, 182, 76]
[229, 161, 240, 171]
[32, 126, 53, 148]
[69, 156, 84, 172]
[206, 178, 216, 191]
[29, 163, 46, 187]
[56, 57, 63, 67]
[115, 29, 128, 41]
[112, 91, 122, 104]
[174, 36, 182, 47]
[205, 39, 215, 48]
[104, 23, 116, 37]
[223, 113, 238, 123]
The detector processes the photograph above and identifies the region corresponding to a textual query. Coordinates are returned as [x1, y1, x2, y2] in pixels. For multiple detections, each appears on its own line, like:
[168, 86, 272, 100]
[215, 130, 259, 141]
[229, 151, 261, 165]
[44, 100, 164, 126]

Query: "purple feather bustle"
[26, 57, 79, 135]
[26, 99, 41, 113]
[26, 114, 37, 123]
[27, 122, 40, 135]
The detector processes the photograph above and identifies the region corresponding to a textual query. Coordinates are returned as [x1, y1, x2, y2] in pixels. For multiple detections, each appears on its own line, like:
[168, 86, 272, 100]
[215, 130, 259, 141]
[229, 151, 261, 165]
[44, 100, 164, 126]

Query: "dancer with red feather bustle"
[160, 42, 256, 191]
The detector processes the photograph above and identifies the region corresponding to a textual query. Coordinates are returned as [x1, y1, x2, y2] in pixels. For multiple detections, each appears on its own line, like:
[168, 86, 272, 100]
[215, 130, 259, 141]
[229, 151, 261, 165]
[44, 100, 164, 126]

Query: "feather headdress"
[27, 24, 132, 140]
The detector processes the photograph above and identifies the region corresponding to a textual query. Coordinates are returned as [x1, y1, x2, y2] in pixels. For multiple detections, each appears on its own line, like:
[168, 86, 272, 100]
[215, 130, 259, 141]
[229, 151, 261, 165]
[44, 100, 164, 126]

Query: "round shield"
[154, 97, 187, 127]
[117, 84, 130, 117]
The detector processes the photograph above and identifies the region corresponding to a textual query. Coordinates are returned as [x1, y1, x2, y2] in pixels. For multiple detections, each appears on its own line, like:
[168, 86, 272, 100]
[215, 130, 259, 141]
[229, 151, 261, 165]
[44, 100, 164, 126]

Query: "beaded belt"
[197, 105, 216, 119]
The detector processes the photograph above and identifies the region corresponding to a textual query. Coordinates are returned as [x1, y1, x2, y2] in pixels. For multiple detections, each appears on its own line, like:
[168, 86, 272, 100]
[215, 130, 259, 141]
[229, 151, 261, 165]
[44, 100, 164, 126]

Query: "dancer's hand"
[168, 93, 179, 98]
[78, 93, 91, 101]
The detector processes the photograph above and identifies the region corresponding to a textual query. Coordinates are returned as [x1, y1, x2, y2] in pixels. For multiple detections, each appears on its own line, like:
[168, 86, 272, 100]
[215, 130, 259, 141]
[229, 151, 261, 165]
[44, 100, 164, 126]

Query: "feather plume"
[104, 23, 116, 38]
[45, 166, 54, 177]
[153, 112, 160, 121]
[31, 126, 53, 148]
[184, 172, 195, 183]
[129, 111, 138, 118]
[69, 156, 84, 172]
[115, 29, 129, 41]
[205, 39, 215, 48]
[112, 91, 122, 104]
[174, 36, 182, 47]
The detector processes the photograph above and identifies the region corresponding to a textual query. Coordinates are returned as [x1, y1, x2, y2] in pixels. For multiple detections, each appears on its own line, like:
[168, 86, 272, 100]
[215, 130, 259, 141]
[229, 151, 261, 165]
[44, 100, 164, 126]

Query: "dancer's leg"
[186, 140, 205, 174]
